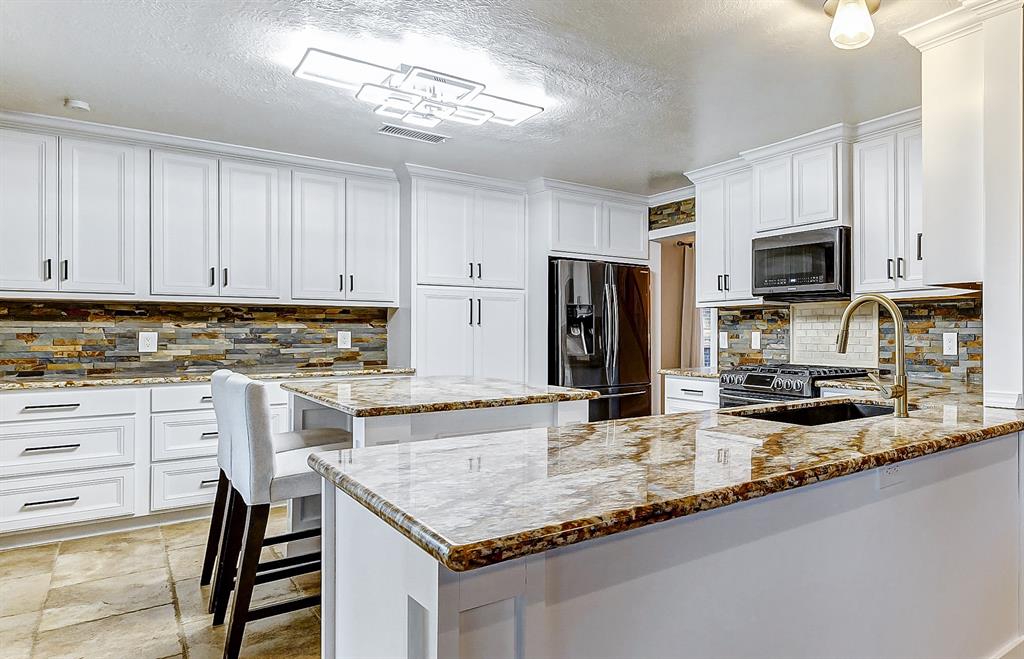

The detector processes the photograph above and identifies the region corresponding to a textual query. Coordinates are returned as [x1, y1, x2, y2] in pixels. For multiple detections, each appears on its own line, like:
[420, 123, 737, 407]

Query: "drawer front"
[150, 381, 288, 412]
[150, 458, 220, 511]
[0, 416, 135, 477]
[1, 388, 138, 422]
[151, 406, 288, 461]
[0, 467, 134, 533]
[664, 376, 719, 403]
[664, 398, 718, 414]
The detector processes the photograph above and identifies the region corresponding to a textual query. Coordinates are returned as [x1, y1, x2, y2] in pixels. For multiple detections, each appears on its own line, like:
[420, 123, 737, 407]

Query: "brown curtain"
[679, 244, 702, 367]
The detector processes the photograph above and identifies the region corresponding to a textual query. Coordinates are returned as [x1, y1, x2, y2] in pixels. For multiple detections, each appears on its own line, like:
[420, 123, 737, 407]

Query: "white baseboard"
[0, 506, 211, 550]
[993, 636, 1024, 659]
[985, 390, 1024, 409]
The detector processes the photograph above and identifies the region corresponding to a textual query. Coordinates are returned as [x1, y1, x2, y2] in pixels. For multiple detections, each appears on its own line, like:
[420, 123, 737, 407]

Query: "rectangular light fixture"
[397, 67, 485, 103]
[402, 112, 443, 128]
[447, 106, 495, 126]
[472, 93, 544, 126]
[293, 49, 397, 91]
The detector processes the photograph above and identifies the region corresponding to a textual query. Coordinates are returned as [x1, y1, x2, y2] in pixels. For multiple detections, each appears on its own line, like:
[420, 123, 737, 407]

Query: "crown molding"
[403, 163, 525, 193]
[647, 185, 695, 207]
[963, 0, 1024, 20]
[739, 122, 854, 163]
[683, 158, 749, 184]
[900, 6, 982, 51]
[0, 110, 398, 180]
[526, 177, 648, 204]
[852, 107, 922, 141]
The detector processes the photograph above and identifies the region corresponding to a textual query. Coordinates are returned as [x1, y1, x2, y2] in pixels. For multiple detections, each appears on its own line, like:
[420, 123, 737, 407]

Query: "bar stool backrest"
[225, 373, 277, 506]
[210, 369, 236, 478]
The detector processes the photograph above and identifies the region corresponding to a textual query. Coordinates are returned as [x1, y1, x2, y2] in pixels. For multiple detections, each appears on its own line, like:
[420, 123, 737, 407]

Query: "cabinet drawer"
[665, 398, 718, 414]
[0, 467, 134, 533]
[150, 458, 220, 511]
[150, 381, 288, 412]
[151, 406, 288, 461]
[664, 377, 719, 403]
[0, 416, 135, 477]
[1, 388, 138, 422]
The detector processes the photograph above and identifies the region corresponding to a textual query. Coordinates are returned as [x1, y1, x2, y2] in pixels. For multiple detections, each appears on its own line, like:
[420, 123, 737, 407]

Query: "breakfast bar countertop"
[282, 376, 599, 418]
[308, 377, 1024, 572]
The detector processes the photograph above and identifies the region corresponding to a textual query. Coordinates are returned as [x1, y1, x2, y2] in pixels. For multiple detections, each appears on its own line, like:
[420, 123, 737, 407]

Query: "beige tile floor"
[0, 507, 321, 658]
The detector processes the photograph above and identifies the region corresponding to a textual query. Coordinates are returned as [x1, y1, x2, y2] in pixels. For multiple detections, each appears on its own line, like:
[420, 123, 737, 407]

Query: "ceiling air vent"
[377, 124, 448, 144]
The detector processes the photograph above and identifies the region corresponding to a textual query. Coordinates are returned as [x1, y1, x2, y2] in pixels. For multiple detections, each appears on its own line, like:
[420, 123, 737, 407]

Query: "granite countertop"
[658, 367, 719, 379]
[0, 367, 415, 391]
[308, 377, 1024, 572]
[282, 376, 598, 417]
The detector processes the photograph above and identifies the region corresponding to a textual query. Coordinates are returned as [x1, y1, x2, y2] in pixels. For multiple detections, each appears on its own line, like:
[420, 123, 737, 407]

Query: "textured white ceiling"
[0, 0, 956, 194]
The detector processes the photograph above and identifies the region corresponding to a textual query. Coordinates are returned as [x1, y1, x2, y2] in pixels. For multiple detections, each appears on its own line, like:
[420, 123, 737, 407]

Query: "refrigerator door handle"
[603, 282, 613, 376]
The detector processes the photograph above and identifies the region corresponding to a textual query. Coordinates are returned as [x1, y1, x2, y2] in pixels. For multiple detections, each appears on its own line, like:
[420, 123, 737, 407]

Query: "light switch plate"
[942, 332, 958, 356]
[337, 330, 352, 349]
[751, 331, 761, 350]
[719, 331, 729, 349]
[138, 331, 158, 353]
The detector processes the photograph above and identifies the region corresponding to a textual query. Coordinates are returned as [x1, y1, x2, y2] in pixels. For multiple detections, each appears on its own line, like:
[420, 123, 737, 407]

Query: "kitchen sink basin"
[724, 401, 895, 426]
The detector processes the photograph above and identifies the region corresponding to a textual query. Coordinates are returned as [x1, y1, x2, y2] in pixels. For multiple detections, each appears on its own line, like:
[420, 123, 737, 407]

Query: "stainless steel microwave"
[750, 226, 851, 302]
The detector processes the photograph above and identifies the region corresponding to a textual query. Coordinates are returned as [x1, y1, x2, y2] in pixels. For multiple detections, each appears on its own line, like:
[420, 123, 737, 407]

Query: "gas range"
[718, 363, 869, 408]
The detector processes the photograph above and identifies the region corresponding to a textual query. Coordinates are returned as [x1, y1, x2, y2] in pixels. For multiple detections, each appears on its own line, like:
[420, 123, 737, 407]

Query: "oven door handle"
[720, 392, 786, 406]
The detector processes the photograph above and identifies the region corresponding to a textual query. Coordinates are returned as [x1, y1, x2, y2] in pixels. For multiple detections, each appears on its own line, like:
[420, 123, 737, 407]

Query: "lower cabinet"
[0, 467, 135, 533]
[663, 375, 720, 413]
[150, 458, 221, 512]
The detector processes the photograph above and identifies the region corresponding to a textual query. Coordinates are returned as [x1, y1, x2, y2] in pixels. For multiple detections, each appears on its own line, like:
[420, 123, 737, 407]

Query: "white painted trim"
[739, 122, 855, 162]
[964, 0, 1024, 20]
[851, 107, 922, 141]
[683, 157, 749, 184]
[649, 222, 696, 241]
[403, 163, 525, 193]
[992, 636, 1024, 659]
[985, 391, 1024, 409]
[647, 186, 695, 207]
[900, 6, 982, 50]
[0, 110, 397, 180]
[526, 177, 648, 205]
[546, 249, 650, 267]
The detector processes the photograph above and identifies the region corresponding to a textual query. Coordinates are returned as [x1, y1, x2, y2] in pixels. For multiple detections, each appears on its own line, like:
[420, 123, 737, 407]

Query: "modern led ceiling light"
[293, 48, 543, 128]
[824, 0, 879, 50]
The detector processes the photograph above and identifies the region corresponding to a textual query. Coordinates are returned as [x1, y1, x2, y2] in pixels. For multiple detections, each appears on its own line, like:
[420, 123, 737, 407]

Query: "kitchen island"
[310, 378, 1024, 659]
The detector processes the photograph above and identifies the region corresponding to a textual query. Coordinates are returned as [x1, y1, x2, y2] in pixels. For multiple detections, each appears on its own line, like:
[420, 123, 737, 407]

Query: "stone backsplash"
[718, 296, 983, 380]
[649, 198, 695, 231]
[0, 301, 388, 378]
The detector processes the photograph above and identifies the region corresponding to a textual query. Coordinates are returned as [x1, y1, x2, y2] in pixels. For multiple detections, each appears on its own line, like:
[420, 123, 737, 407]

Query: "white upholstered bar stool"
[200, 370, 348, 617]
[212, 373, 350, 659]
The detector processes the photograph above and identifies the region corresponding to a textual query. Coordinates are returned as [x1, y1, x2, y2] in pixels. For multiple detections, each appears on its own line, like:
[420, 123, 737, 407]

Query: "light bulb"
[829, 0, 875, 50]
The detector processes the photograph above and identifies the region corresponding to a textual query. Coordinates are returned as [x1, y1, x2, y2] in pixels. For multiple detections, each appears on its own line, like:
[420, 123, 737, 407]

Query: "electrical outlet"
[337, 330, 351, 349]
[138, 331, 158, 353]
[719, 331, 729, 349]
[751, 331, 761, 350]
[942, 332, 958, 356]
[877, 463, 904, 489]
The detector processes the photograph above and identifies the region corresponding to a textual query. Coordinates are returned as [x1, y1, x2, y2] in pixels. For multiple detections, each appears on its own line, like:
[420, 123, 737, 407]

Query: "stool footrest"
[254, 560, 321, 585]
[247, 594, 321, 622]
[263, 527, 320, 546]
[256, 551, 321, 573]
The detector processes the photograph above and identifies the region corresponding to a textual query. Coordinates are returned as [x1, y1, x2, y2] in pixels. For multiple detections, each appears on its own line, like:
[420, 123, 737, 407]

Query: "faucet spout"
[835, 293, 909, 418]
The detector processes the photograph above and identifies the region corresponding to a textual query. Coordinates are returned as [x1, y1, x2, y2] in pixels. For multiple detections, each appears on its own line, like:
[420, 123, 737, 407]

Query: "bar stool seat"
[268, 443, 346, 501]
[272, 427, 348, 453]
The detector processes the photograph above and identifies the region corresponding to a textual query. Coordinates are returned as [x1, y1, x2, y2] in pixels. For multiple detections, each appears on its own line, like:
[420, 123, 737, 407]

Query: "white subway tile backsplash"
[790, 301, 878, 368]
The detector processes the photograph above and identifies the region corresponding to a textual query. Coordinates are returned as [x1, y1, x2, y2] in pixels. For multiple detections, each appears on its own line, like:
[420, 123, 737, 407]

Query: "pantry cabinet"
[0, 129, 57, 291]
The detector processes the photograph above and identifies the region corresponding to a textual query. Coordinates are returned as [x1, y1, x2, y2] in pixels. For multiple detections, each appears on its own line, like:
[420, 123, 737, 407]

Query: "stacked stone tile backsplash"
[649, 198, 695, 231]
[0, 301, 388, 378]
[718, 296, 982, 380]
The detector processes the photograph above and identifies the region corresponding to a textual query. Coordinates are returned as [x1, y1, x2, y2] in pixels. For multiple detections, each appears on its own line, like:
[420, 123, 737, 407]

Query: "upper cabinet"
[530, 180, 649, 261]
[218, 160, 280, 298]
[741, 126, 851, 235]
[0, 129, 57, 291]
[415, 176, 525, 289]
[345, 177, 398, 302]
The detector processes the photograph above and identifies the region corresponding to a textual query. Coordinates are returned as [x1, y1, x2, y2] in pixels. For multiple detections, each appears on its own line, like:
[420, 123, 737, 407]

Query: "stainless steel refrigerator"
[549, 258, 652, 421]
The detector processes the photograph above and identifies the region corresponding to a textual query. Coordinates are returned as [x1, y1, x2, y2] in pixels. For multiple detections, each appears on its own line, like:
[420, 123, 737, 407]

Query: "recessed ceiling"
[0, 0, 956, 195]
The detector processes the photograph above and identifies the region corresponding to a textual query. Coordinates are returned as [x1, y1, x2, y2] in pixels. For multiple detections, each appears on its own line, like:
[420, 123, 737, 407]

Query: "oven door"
[751, 226, 850, 301]
[719, 389, 799, 409]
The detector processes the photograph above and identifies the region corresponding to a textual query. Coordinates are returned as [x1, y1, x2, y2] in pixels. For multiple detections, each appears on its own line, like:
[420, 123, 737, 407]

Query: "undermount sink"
[725, 401, 895, 426]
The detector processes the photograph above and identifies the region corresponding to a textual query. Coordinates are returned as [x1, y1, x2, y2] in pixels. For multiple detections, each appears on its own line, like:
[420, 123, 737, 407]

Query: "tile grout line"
[160, 530, 190, 659]
[29, 542, 61, 657]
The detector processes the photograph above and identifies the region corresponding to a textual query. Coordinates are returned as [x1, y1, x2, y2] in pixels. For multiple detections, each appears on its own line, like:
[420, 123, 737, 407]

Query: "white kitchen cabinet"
[724, 171, 754, 300]
[690, 163, 756, 306]
[663, 375, 719, 414]
[416, 179, 525, 289]
[219, 159, 279, 298]
[151, 150, 219, 296]
[0, 129, 58, 291]
[605, 201, 649, 260]
[551, 192, 604, 255]
[694, 178, 727, 304]
[58, 138, 136, 294]
[415, 287, 526, 381]
[793, 145, 837, 225]
[896, 128, 924, 289]
[346, 177, 399, 302]
[752, 156, 792, 232]
[291, 170, 346, 300]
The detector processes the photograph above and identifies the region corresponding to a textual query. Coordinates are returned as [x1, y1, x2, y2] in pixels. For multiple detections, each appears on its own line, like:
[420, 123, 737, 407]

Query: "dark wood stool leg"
[222, 503, 270, 659]
[200, 470, 230, 587]
[211, 488, 246, 622]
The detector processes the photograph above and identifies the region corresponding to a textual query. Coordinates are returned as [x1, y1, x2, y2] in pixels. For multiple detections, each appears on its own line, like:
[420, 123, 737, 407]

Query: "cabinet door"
[0, 130, 57, 291]
[752, 156, 792, 232]
[605, 201, 649, 260]
[853, 136, 897, 293]
[151, 151, 219, 296]
[474, 290, 526, 382]
[896, 128, 924, 289]
[416, 180, 475, 286]
[792, 145, 836, 225]
[550, 192, 603, 254]
[414, 288, 475, 377]
[695, 179, 727, 303]
[474, 189, 525, 289]
[291, 170, 346, 300]
[58, 138, 135, 293]
[724, 170, 753, 300]
[347, 178, 398, 302]
[219, 160, 279, 298]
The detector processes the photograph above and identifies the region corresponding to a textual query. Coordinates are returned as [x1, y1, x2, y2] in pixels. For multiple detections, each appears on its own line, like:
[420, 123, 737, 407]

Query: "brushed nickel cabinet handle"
[23, 443, 81, 453]
[23, 496, 79, 509]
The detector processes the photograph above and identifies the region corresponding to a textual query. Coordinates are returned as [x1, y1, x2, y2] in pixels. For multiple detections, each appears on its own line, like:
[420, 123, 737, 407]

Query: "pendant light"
[823, 0, 880, 50]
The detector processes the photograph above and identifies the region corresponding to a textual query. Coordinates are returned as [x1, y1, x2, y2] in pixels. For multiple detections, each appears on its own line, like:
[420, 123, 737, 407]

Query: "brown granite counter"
[283, 376, 598, 417]
[658, 367, 719, 379]
[308, 377, 1024, 572]
[0, 367, 415, 391]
